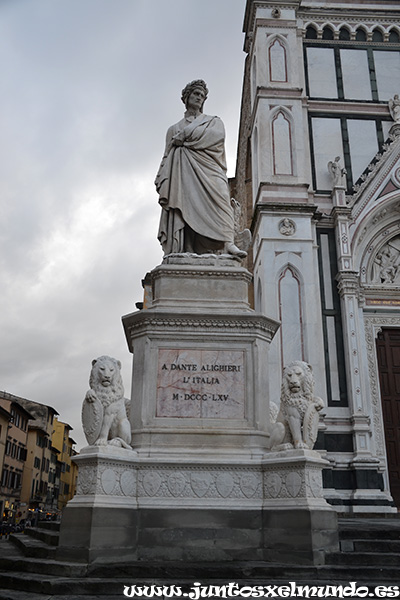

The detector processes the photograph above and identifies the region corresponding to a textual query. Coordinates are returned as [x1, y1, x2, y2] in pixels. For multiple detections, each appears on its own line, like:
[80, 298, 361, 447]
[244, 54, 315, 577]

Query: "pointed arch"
[354, 196, 400, 284]
[388, 28, 400, 44]
[322, 25, 335, 40]
[278, 264, 305, 367]
[372, 27, 384, 43]
[305, 24, 318, 40]
[267, 35, 288, 83]
[355, 26, 368, 42]
[270, 107, 294, 176]
[339, 26, 351, 41]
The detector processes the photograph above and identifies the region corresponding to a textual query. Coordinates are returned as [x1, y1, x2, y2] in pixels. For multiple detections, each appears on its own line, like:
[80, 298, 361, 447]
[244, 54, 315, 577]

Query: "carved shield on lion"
[303, 404, 319, 449]
[82, 396, 103, 445]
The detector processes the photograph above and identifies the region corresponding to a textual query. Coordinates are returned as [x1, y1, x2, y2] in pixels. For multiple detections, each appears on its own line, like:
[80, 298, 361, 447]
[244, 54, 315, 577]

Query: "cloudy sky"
[0, 0, 247, 449]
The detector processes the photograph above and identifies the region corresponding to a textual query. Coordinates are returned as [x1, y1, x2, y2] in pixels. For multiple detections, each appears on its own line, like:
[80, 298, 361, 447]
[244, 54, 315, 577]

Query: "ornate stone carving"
[167, 472, 187, 496]
[124, 314, 279, 346]
[120, 470, 136, 496]
[306, 468, 323, 498]
[215, 473, 235, 498]
[76, 464, 97, 496]
[240, 473, 259, 498]
[265, 473, 282, 498]
[74, 455, 327, 510]
[286, 472, 302, 497]
[278, 218, 296, 236]
[328, 156, 347, 188]
[101, 468, 117, 495]
[82, 356, 132, 450]
[142, 471, 162, 496]
[389, 95, 400, 123]
[270, 361, 324, 451]
[232, 197, 252, 253]
[264, 467, 305, 500]
[364, 316, 400, 458]
[136, 466, 263, 501]
[76, 459, 137, 497]
[371, 236, 400, 284]
[190, 472, 213, 497]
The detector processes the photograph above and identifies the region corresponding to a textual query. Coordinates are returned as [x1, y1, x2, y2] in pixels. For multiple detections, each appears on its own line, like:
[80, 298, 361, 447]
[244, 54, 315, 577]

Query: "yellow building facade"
[52, 417, 78, 510]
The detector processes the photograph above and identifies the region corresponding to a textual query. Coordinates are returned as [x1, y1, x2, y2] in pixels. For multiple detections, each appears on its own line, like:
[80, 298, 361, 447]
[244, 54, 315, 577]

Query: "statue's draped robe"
[155, 113, 234, 254]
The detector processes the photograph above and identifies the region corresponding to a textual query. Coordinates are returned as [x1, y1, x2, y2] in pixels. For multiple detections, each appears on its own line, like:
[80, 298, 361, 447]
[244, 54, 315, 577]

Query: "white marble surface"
[156, 348, 245, 419]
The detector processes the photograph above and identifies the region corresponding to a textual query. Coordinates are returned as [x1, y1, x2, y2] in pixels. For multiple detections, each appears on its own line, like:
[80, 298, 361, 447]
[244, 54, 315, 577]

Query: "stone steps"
[329, 550, 400, 566]
[341, 538, 400, 552]
[9, 533, 57, 559]
[0, 567, 399, 597]
[2, 518, 400, 595]
[0, 571, 127, 596]
[20, 526, 59, 547]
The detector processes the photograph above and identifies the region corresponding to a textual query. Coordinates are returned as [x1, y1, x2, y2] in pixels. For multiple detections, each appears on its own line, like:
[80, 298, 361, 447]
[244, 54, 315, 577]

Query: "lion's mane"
[280, 360, 314, 417]
[89, 355, 124, 408]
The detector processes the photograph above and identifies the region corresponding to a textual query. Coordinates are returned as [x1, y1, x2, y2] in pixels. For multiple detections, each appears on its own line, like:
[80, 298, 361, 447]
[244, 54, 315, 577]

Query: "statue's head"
[181, 79, 208, 112]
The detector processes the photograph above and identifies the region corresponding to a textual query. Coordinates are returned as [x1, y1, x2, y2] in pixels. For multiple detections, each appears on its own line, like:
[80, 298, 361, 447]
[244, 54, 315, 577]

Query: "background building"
[17, 398, 58, 515]
[234, 0, 400, 512]
[0, 405, 10, 520]
[0, 394, 32, 523]
[0, 391, 78, 522]
[52, 417, 78, 510]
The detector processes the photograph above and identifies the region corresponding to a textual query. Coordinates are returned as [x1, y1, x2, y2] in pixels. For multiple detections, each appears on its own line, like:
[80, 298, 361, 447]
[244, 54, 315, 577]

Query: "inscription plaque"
[156, 349, 245, 418]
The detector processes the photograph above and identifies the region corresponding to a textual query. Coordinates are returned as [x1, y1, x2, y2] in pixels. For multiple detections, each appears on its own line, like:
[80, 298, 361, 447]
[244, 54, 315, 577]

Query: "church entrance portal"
[376, 328, 400, 507]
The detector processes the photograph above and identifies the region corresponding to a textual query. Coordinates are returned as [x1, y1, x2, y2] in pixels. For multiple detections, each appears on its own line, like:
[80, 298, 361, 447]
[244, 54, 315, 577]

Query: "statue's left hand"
[172, 131, 185, 146]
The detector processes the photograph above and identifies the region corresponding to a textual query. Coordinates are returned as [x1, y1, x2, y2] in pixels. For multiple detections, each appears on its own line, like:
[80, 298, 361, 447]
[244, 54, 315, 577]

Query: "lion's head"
[89, 355, 124, 406]
[281, 360, 314, 403]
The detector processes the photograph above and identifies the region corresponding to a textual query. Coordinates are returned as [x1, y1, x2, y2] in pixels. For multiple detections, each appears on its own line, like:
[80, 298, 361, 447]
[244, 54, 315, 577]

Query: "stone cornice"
[252, 202, 319, 231]
[122, 311, 280, 351]
[151, 266, 253, 284]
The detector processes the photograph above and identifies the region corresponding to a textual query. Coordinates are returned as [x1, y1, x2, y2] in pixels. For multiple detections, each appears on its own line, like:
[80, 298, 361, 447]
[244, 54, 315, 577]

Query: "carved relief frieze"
[137, 466, 263, 501]
[263, 464, 323, 500]
[75, 457, 325, 503]
[370, 235, 400, 285]
[76, 459, 137, 497]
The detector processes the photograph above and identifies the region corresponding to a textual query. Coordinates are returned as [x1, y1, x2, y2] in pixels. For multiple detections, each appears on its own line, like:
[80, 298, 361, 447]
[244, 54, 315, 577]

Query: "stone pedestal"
[58, 255, 338, 566]
[262, 450, 338, 565]
[122, 257, 279, 457]
[58, 447, 338, 565]
[57, 446, 138, 563]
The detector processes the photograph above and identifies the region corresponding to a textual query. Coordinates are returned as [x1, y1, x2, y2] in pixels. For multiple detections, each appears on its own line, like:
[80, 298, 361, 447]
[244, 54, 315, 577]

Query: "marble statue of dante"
[155, 80, 246, 257]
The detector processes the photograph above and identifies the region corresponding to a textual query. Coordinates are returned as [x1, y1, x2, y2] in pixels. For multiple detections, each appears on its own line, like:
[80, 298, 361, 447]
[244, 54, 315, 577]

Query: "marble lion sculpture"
[81, 355, 132, 449]
[270, 361, 324, 451]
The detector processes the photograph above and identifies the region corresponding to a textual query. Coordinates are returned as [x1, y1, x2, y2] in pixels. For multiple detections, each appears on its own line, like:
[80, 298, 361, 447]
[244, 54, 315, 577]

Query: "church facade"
[234, 0, 400, 512]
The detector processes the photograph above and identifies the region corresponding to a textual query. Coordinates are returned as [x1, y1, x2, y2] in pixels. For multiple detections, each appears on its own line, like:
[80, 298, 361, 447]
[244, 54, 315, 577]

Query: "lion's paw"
[294, 441, 309, 450]
[108, 438, 123, 447]
[94, 439, 108, 446]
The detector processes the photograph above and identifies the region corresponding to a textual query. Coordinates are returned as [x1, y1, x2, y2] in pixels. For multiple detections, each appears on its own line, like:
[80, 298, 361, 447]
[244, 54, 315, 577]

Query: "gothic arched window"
[339, 27, 351, 41]
[278, 266, 304, 366]
[322, 26, 334, 41]
[355, 28, 367, 41]
[272, 111, 293, 175]
[269, 38, 288, 83]
[305, 25, 318, 40]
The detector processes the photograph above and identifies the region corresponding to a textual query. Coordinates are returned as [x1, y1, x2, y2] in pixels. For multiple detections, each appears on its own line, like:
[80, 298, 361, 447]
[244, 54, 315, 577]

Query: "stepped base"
[57, 447, 338, 566]
[3, 519, 400, 596]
